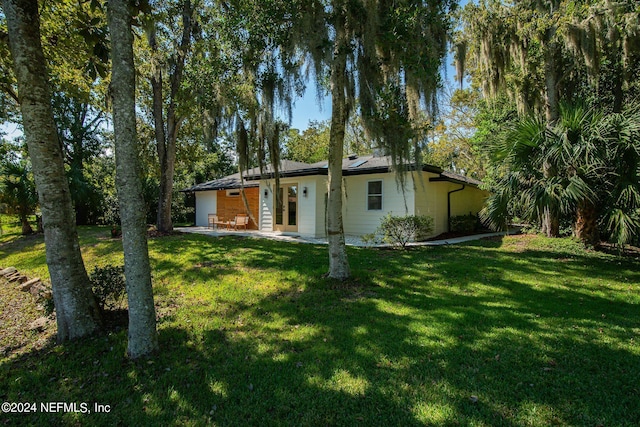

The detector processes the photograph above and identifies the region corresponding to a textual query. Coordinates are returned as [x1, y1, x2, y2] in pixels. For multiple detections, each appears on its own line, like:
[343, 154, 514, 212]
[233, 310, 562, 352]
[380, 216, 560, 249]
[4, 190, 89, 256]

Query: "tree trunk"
[107, 0, 158, 359]
[540, 160, 560, 238]
[153, 0, 192, 233]
[575, 200, 600, 246]
[542, 28, 560, 125]
[540, 207, 559, 238]
[2, 0, 102, 342]
[541, 31, 562, 237]
[326, 19, 350, 280]
[19, 213, 33, 235]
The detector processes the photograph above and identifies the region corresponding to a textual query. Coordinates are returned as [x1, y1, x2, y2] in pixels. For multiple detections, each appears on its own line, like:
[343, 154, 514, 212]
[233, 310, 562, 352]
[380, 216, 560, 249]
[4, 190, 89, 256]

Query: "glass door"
[275, 184, 298, 232]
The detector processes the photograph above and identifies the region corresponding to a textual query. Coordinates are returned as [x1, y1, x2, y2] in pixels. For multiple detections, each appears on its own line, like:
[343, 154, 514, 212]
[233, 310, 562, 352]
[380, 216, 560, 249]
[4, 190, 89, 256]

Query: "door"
[275, 184, 298, 232]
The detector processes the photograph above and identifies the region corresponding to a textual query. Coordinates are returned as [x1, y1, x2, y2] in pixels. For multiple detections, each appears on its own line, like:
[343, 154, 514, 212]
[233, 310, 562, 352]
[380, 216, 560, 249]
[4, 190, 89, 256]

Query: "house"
[183, 154, 488, 239]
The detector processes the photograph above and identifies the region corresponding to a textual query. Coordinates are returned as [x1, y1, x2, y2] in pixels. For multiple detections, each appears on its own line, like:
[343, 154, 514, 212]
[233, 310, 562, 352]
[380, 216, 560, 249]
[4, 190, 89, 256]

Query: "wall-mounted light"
[264, 189, 268, 197]
[303, 187, 308, 197]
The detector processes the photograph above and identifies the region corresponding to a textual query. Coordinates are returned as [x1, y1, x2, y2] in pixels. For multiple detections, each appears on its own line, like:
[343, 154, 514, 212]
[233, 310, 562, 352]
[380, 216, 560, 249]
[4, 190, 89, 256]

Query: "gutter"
[447, 184, 465, 232]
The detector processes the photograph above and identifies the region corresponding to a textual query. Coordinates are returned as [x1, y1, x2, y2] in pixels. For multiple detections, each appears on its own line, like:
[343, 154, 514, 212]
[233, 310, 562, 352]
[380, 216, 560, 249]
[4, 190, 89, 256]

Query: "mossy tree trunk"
[2, 0, 102, 342]
[326, 16, 350, 281]
[107, 0, 158, 359]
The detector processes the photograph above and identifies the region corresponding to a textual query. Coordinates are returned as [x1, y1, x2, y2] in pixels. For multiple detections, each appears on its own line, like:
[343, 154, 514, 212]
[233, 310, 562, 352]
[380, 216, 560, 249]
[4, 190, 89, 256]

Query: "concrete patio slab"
[175, 226, 518, 248]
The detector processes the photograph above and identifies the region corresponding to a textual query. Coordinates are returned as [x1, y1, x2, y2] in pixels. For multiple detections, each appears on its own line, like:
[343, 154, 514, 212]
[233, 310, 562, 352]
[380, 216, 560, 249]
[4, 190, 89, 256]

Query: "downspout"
[448, 184, 465, 232]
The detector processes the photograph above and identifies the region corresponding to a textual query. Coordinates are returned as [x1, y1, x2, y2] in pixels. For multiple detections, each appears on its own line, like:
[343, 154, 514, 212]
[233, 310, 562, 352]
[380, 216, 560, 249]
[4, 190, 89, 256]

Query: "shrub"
[450, 214, 478, 233]
[90, 265, 126, 312]
[376, 214, 434, 249]
[360, 232, 381, 247]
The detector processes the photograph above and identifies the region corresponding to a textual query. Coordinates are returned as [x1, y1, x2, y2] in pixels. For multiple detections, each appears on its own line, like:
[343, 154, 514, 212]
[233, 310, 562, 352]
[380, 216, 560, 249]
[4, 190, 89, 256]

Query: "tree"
[425, 88, 487, 179]
[283, 120, 330, 164]
[52, 91, 107, 225]
[146, 0, 195, 233]
[458, 0, 640, 236]
[481, 102, 640, 248]
[293, 0, 454, 279]
[2, 0, 102, 341]
[107, 0, 158, 358]
[0, 156, 36, 234]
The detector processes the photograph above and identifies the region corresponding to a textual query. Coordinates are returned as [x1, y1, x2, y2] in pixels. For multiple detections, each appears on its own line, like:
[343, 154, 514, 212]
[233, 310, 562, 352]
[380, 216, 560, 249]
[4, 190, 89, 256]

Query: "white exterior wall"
[195, 191, 217, 227]
[315, 177, 328, 237]
[293, 176, 319, 237]
[259, 176, 326, 238]
[342, 173, 415, 236]
[413, 172, 444, 237]
[259, 181, 274, 232]
[414, 172, 489, 235]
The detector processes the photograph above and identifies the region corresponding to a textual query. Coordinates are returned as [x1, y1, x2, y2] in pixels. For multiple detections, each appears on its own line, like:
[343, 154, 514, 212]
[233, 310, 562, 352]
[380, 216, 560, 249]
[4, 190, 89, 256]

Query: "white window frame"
[367, 180, 383, 211]
[226, 189, 241, 197]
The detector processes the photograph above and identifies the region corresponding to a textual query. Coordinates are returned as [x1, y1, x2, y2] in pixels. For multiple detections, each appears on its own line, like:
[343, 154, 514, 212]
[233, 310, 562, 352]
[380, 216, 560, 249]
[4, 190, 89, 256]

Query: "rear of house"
[185, 155, 488, 240]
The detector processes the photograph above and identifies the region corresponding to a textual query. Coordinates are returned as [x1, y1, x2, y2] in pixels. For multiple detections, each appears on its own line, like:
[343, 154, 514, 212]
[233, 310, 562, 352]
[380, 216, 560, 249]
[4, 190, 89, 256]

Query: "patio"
[174, 226, 515, 247]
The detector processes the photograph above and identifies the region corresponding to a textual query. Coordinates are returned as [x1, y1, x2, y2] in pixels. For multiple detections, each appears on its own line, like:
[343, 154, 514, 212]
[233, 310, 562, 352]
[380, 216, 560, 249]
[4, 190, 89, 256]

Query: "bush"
[376, 214, 434, 249]
[450, 214, 479, 233]
[90, 265, 126, 312]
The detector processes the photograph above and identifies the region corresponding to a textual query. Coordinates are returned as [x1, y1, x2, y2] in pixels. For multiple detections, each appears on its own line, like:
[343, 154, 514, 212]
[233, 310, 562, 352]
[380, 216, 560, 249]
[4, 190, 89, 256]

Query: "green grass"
[1, 220, 639, 426]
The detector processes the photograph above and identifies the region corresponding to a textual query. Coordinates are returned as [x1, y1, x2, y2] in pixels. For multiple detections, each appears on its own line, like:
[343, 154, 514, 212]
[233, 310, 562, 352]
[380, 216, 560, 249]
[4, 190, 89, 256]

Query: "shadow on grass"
[1, 234, 639, 426]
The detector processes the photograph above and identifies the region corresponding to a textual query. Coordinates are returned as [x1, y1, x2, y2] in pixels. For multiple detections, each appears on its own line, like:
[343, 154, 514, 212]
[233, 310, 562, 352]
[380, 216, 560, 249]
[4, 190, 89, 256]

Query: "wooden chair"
[230, 213, 249, 231]
[215, 217, 228, 229]
[207, 214, 218, 229]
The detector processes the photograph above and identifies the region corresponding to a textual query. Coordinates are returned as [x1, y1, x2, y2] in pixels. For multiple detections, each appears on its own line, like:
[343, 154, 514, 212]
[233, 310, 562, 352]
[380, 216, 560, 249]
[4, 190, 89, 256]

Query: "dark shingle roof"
[184, 155, 483, 192]
[182, 160, 314, 192]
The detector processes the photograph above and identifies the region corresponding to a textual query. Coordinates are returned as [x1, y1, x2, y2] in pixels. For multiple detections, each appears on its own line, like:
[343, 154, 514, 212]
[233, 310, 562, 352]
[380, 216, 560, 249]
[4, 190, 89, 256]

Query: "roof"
[182, 172, 258, 192]
[432, 171, 483, 187]
[184, 155, 483, 192]
[181, 160, 314, 192]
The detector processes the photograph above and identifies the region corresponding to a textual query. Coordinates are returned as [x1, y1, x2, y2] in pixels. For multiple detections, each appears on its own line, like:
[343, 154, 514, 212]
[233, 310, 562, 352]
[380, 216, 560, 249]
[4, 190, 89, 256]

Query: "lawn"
[1, 217, 639, 426]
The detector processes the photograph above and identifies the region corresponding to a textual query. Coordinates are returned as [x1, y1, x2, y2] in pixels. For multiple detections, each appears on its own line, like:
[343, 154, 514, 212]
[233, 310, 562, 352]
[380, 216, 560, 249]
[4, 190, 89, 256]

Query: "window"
[367, 180, 383, 210]
[226, 189, 240, 197]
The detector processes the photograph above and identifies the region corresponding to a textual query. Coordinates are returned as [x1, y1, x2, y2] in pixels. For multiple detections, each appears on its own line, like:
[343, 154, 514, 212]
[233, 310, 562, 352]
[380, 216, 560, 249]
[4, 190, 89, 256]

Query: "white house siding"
[315, 177, 328, 238]
[258, 176, 324, 237]
[195, 191, 217, 227]
[413, 172, 445, 237]
[414, 173, 489, 235]
[295, 176, 321, 237]
[342, 173, 415, 236]
[259, 181, 274, 232]
[450, 185, 487, 217]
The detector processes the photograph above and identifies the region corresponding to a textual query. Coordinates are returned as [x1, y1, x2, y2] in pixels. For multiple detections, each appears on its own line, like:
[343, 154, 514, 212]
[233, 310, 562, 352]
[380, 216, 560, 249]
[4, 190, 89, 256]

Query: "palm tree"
[482, 102, 640, 247]
[599, 105, 640, 247]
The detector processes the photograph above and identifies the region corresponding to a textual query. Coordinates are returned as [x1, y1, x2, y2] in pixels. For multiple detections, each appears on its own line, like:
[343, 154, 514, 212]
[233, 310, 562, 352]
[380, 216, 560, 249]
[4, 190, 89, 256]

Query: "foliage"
[0, 150, 37, 235]
[52, 91, 107, 225]
[425, 87, 488, 179]
[89, 265, 126, 312]
[450, 214, 480, 233]
[457, 0, 640, 120]
[1, 228, 639, 426]
[375, 214, 434, 249]
[283, 120, 330, 163]
[481, 102, 640, 248]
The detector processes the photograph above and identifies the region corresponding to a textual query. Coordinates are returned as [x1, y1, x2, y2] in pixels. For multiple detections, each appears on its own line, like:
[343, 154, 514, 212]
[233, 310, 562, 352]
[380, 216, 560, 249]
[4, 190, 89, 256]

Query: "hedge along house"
[184, 154, 489, 239]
